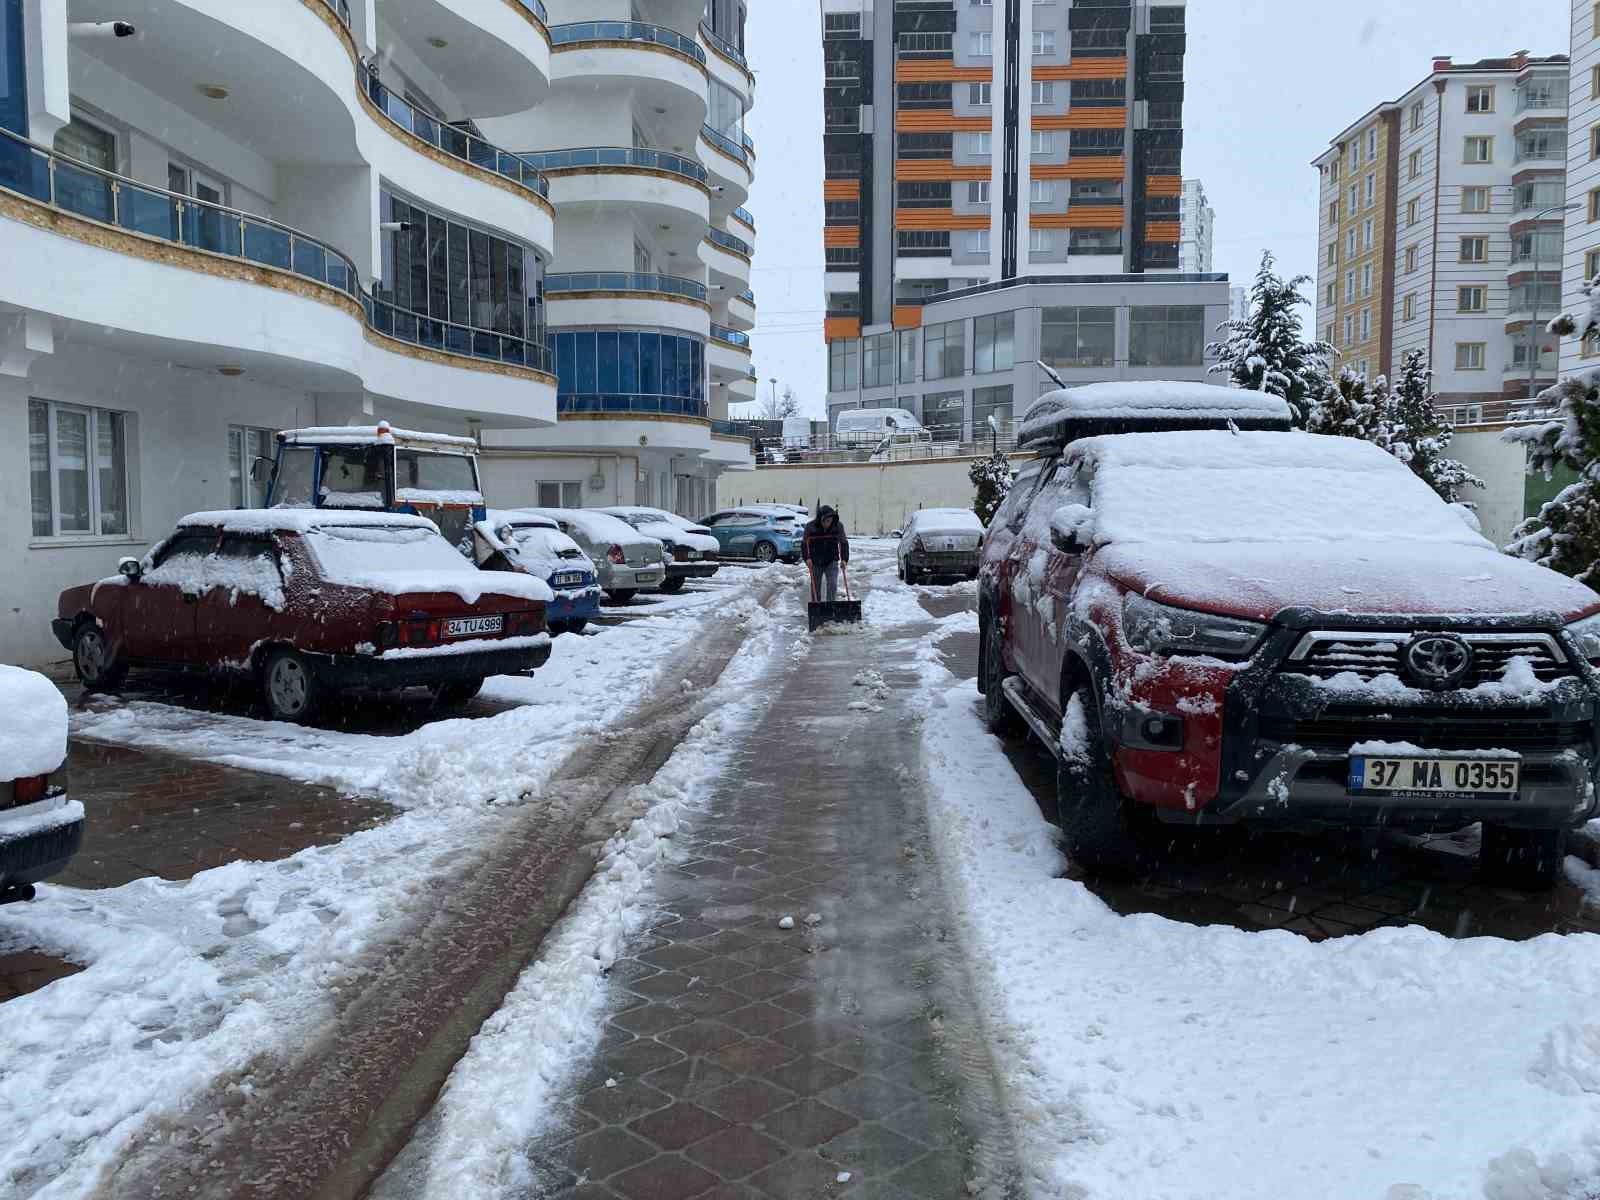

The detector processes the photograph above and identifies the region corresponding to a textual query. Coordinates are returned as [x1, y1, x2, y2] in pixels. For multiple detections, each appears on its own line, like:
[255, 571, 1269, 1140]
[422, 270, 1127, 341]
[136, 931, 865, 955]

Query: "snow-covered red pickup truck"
[52, 510, 554, 723]
[978, 383, 1600, 888]
[0, 665, 82, 903]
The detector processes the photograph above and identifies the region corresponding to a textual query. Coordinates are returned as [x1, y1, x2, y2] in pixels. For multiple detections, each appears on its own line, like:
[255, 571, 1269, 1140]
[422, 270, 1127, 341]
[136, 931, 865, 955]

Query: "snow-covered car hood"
[638, 521, 719, 554]
[1096, 540, 1600, 623]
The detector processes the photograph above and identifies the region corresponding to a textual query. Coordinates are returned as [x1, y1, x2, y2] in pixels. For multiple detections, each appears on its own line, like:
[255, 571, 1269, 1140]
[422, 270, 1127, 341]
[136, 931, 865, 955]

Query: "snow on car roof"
[1019, 382, 1293, 449]
[177, 509, 440, 535]
[483, 509, 560, 529]
[909, 508, 983, 528]
[519, 507, 658, 545]
[0, 664, 67, 781]
[278, 423, 477, 449]
[1069, 431, 1487, 547]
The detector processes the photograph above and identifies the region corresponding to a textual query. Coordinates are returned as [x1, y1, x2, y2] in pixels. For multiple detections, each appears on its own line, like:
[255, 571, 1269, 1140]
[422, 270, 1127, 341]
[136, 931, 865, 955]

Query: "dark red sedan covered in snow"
[52, 510, 553, 722]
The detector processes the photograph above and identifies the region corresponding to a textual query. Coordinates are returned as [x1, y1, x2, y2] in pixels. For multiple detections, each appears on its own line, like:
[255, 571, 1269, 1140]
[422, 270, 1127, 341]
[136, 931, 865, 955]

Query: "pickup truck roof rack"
[1018, 381, 1294, 453]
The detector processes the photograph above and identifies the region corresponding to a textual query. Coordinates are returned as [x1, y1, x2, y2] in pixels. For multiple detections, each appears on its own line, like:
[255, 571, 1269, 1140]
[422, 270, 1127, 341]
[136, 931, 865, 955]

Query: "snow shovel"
[808, 562, 862, 631]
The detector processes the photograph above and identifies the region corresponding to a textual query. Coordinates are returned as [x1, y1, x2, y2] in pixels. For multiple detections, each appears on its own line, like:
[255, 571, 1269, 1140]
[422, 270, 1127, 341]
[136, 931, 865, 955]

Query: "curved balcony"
[364, 76, 549, 200]
[699, 124, 753, 210]
[547, 22, 709, 143]
[546, 271, 711, 336]
[731, 206, 756, 237]
[729, 371, 759, 403]
[0, 126, 555, 422]
[706, 418, 757, 471]
[699, 22, 755, 107]
[726, 288, 756, 331]
[375, 0, 552, 117]
[708, 323, 753, 380]
[520, 147, 709, 253]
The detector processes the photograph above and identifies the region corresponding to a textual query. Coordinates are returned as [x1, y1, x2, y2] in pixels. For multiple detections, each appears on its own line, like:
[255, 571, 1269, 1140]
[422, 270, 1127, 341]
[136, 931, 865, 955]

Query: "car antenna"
[1033, 360, 1067, 390]
[1226, 418, 1241, 436]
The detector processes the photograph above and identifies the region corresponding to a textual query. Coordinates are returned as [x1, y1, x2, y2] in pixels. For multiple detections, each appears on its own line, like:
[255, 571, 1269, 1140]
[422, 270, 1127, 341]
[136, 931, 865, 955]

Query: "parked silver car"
[897, 508, 984, 584]
[521, 508, 667, 602]
[597, 507, 721, 594]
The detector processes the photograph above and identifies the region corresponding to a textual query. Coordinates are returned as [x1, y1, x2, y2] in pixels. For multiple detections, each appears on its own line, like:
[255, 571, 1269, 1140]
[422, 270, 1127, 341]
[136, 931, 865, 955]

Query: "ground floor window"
[973, 385, 1013, 438]
[1129, 305, 1206, 367]
[538, 480, 584, 509]
[922, 390, 965, 440]
[29, 398, 129, 538]
[229, 425, 275, 508]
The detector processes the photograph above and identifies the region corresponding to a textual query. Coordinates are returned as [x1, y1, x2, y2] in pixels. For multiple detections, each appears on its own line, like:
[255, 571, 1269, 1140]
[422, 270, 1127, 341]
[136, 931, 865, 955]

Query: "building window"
[971, 31, 992, 55]
[1325, 282, 1335, 306]
[1346, 229, 1357, 257]
[1461, 185, 1490, 213]
[1410, 101, 1424, 131]
[1408, 150, 1420, 179]
[970, 131, 992, 155]
[1459, 235, 1487, 262]
[1348, 183, 1359, 213]
[922, 390, 965, 439]
[1360, 309, 1371, 340]
[1465, 85, 1495, 113]
[1029, 228, 1052, 253]
[1593, 63, 1600, 98]
[1326, 242, 1336, 266]
[862, 332, 895, 389]
[1030, 179, 1054, 205]
[1348, 143, 1358, 172]
[1364, 174, 1375, 207]
[829, 338, 859, 391]
[1403, 293, 1416, 321]
[1458, 285, 1486, 313]
[973, 313, 1015, 373]
[1041, 306, 1115, 368]
[1362, 218, 1373, 250]
[229, 426, 275, 509]
[1031, 131, 1053, 155]
[1129, 305, 1205, 367]
[969, 82, 991, 105]
[1361, 262, 1373, 297]
[1591, 188, 1600, 223]
[1031, 81, 1054, 105]
[29, 399, 130, 538]
[1329, 200, 1339, 224]
[1407, 198, 1419, 226]
[1344, 269, 1355, 304]
[968, 181, 990, 204]
[537, 481, 583, 509]
[1463, 136, 1493, 163]
[966, 229, 990, 254]
[1343, 314, 1354, 345]
[1366, 128, 1377, 160]
[1406, 245, 1418, 272]
[552, 331, 705, 414]
[1031, 30, 1055, 54]
[1454, 342, 1486, 370]
[1588, 249, 1600, 281]
[923, 320, 966, 380]
[1592, 125, 1600, 161]
[973, 385, 1013, 434]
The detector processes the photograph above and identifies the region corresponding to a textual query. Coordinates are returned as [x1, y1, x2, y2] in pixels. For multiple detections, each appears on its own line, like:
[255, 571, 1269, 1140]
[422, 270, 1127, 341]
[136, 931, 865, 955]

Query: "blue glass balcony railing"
[558, 394, 709, 417]
[710, 418, 753, 442]
[699, 22, 748, 69]
[548, 21, 706, 65]
[364, 74, 550, 198]
[710, 323, 751, 348]
[546, 272, 708, 302]
[518, 146, 707, 184]
[364, 297, 552, 373]
[742, 131, 755, 157]
[732, 206, 755, 230]
[514, 0, 549, 23]
[707, 227, 753, 257]
[700, 125, 749, 165]
[736, 288, 755, 304]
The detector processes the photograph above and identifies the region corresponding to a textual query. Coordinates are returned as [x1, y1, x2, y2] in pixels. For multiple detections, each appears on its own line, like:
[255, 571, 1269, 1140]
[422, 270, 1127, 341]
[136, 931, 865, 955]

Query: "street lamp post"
[1529, 203, 1580, 402]
[986, 412, 998, 456]
[769, 376, 778, 416]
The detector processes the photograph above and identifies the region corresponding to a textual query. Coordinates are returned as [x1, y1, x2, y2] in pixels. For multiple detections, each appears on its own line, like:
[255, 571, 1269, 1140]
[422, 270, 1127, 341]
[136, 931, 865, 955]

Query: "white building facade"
[475, 0, 758, 520]
[1562, 0, 1600, 375]
[0, 0, 756, 669]
[1179, 178, 1213, 272]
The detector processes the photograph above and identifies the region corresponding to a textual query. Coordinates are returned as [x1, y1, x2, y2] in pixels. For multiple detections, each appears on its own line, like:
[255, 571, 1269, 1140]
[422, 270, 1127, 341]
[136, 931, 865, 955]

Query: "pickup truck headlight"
[1123, 594, 1265, 661]
[1566, 612, 1600, 665]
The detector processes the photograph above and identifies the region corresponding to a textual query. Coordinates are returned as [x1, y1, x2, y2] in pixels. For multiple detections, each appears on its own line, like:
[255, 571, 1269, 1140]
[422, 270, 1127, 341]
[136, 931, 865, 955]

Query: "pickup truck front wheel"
[1056, 687, 1144, 874]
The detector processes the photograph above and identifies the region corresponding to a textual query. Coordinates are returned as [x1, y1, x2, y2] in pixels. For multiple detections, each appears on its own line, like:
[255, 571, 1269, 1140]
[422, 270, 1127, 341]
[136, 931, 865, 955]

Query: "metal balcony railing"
[363, 75, 550, 197]
[1517, 93, 1564, 112]
[548, 21, 706, 65]
[514, 0, 549, 22]
[737, 288, 755, 304]
[1514, 141, 1566, 164]
[732, 206, 755, 229]
[743, 131, 756, 157]
[707, 227, 753, 257]
[710, 418, 754, 444]
[517, 145, 707, 183]
[545, 272, 708, 301]
[365, 296, 553, 372]
[710, 323, 750, 348]
[897, 31, 953, 58]
[314, 0, 353, 26]
[700, 125, 749, 164]
[699, 22, 747, 68]
[558, 393, 709, 417]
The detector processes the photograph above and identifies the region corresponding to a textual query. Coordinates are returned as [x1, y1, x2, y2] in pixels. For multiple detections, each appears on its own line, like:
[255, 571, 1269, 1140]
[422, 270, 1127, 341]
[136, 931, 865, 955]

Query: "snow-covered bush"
[1384, 350, 1482, 504]
[1307, 367, 1387, 442]
[969, 450, 1014, 526]
[1206, 250, 1334, 428]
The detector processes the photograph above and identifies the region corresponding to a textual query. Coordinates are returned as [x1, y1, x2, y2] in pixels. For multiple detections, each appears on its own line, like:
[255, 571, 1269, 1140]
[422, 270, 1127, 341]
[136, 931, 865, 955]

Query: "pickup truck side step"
[1000, 677, 1061, 759]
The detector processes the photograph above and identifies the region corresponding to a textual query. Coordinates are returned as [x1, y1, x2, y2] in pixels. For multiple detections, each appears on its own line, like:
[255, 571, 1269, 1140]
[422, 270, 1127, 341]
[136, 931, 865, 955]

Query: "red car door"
[195, 532, 289, 664]
[1009, 460, 1069, 705]
[120, 528, 215, 663]
[1031, 461, 1093, 712]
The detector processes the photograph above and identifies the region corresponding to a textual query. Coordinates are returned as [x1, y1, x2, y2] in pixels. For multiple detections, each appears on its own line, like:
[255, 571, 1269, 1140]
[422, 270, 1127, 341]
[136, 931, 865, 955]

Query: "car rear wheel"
[262, 650, 320, 724]
[754, 541, 778, 564]
[1479, 823, 1565, 889]
[981, 614, 1024, 738]
[905, 564, 921, 586]
[1056, 687, 1146, 874]
[72, 623, 127, 693]
[605, 589, 637, 604]
[431, 678, 485, 707]
[896, 559, 905, 581]
[659, 576, 687, 594]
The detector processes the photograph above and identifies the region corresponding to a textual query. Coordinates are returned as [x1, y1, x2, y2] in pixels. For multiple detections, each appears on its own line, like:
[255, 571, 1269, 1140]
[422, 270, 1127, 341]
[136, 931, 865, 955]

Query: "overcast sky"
[743, 1, 1569, 418]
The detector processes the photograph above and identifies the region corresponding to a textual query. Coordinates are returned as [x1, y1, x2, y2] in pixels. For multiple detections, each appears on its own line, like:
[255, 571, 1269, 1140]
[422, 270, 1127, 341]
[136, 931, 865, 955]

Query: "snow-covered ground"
[913, 630, 1600, 1199]
[0, 568, 790, 1198]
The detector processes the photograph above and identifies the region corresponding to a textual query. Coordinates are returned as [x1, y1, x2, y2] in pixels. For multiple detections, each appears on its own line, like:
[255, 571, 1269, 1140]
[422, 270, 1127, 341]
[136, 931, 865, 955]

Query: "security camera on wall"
[69, 21, 136, 38]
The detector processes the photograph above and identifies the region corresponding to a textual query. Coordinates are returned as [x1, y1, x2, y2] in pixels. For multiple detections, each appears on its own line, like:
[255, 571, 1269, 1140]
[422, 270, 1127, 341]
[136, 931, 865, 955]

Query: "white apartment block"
[0, 0, 755, 668]
[1562, 0, 1600, 376]
[1179, 178, 1214, 272]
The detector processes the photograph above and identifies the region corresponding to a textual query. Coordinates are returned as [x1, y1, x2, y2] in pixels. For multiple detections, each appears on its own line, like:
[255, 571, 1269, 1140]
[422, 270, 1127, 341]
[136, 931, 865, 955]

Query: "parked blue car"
[697, 508, 804, 564]
[471, 511, 602, 634]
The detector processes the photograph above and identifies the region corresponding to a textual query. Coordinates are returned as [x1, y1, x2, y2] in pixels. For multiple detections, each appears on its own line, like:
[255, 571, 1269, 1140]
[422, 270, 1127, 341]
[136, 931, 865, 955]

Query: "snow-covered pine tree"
[1306, 367, 1388, 442]
[1505, 274, 1600, 583]
[969, 450, 1015, 526]
[1385, 350, 1483, 503]
[1206, 250, 1335, 428]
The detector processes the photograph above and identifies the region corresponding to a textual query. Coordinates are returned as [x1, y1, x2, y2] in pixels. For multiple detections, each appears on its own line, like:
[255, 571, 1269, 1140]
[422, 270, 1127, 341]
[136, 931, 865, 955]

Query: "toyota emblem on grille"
[1404, 635, 1473, 689]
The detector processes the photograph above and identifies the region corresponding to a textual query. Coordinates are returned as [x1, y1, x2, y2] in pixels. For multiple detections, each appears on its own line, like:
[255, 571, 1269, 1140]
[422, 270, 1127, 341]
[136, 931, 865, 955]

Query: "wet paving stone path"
[526, 596, 1015, 1199]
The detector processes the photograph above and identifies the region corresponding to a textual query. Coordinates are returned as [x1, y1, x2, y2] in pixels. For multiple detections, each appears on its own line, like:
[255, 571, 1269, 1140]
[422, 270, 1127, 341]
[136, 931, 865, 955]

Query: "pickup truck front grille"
[1285, 631, 1572, 687]
[1259, 711, 1592, 754]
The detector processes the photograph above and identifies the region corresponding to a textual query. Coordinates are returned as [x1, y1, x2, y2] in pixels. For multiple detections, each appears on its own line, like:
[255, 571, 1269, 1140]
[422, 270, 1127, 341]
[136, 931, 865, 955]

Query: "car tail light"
[12, 775, 46, 806]
[674, 546, 690, 562]
[913, 536, 925, 552]
[402, 618, 440, 646]
[607, 544, 625, 565]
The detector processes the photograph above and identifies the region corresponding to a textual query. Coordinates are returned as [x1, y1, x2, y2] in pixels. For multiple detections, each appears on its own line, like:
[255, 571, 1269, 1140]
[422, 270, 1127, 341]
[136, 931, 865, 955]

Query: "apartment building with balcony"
[821, 0, 1206, 438]
[1178, 177, 1212, 271]
[473, 1, 757, 518]
[1561, 0, 1600, 376]
[0, 0, 566, 667]
[1313, 51, 1568, 423]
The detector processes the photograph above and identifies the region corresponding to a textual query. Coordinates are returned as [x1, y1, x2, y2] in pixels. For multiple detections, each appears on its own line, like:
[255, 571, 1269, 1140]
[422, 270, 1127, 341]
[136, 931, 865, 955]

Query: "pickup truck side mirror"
[1049, 504, 1094, 555]
[117, 556, 143, 581]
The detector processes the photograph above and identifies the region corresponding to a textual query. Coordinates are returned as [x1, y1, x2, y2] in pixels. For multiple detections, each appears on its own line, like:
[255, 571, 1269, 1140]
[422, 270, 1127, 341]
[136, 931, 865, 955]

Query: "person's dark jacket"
[802, 506, 850, 570]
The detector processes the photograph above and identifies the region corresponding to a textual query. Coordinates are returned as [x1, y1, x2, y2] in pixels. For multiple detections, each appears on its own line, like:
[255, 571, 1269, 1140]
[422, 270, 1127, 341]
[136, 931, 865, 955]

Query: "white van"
[834, 408, 931, 446]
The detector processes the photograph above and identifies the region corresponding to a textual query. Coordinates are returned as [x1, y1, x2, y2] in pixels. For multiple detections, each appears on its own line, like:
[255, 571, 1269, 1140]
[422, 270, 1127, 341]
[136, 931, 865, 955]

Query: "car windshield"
[304, 524, 473, 579]
[396, 450, 479, 495]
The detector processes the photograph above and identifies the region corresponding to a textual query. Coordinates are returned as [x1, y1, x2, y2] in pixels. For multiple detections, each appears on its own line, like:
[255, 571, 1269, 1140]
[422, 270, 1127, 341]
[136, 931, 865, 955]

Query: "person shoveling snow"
[801, 505, 862, 630]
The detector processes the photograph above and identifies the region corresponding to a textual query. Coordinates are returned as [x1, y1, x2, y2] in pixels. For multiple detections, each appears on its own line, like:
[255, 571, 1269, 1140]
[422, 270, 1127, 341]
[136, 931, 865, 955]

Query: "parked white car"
[598, 507, 721, 594]
[1, 665, 83, 903]
[519, 508, 668, 603]
[897, 508, 984, 584]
